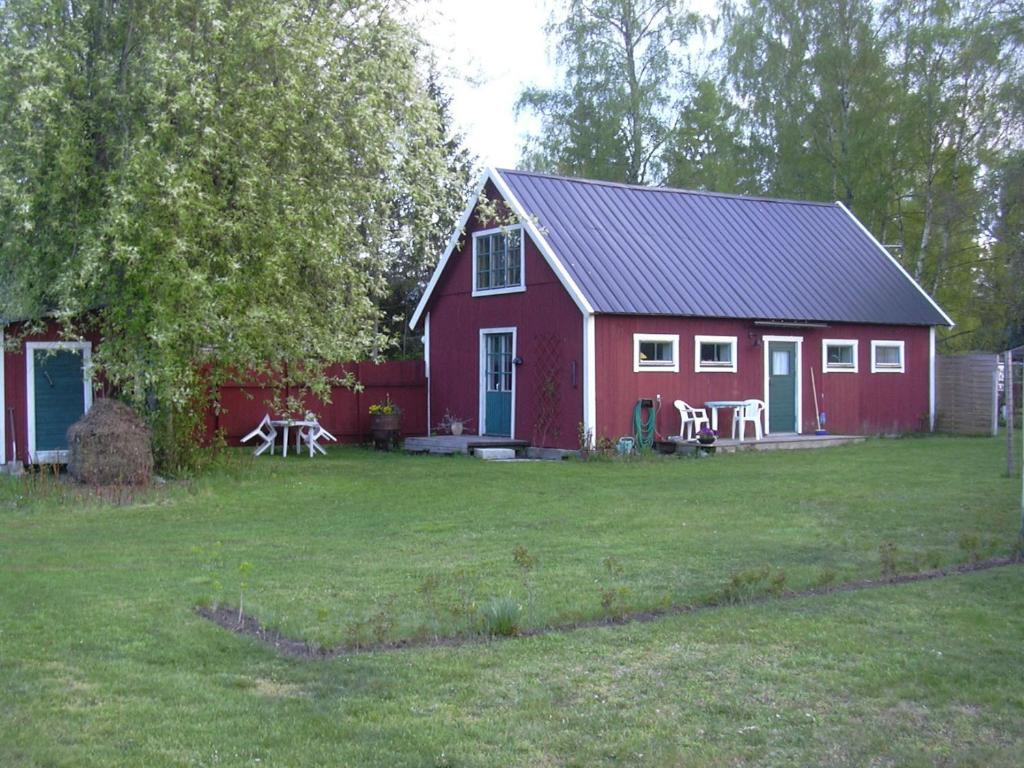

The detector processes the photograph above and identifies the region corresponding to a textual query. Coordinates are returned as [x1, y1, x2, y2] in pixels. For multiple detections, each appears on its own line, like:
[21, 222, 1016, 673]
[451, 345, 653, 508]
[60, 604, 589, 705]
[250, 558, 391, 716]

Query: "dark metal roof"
[498, 169, 951, 326]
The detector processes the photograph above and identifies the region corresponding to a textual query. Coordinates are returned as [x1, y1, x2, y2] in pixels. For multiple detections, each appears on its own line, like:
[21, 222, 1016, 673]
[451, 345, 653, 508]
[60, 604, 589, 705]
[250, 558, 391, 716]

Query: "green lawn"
[1, 437, 1022, 766]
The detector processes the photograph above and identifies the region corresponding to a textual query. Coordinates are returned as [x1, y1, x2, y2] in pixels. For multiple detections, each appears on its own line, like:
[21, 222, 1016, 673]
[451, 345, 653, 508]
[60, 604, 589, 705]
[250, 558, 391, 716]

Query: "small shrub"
[712, 565, 787, 605]
[480, 596, 522, 637]
[958, 532, 981, 564]
[815, 567, 837, 588]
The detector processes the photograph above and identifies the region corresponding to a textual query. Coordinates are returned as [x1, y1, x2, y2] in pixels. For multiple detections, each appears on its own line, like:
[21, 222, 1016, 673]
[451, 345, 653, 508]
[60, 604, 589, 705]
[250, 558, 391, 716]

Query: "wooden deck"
[403, 435, 531, 456]
[667, 433, 865, 454]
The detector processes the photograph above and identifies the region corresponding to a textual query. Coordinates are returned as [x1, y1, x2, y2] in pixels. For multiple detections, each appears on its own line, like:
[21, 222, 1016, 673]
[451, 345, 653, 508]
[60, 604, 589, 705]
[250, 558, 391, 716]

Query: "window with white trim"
[473, 226, 523, 294]
[871, 340, 905, 373]
[694, 335, 737, 373]
[822, 339, 858, 373]
[633, 334, 679, 372]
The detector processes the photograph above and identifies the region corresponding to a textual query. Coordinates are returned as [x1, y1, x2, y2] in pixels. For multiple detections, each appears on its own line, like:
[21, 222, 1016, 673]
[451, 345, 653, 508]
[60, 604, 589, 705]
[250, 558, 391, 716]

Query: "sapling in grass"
[237, 561, 252, 625]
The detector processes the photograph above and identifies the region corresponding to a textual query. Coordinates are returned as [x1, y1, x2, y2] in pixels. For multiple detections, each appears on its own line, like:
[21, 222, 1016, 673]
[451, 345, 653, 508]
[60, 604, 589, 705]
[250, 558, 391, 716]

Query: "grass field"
[1, 436, 1022, 766]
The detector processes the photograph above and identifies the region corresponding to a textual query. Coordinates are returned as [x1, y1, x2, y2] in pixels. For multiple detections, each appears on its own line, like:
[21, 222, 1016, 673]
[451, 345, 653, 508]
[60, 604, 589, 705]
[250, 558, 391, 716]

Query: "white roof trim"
[834, 201, 955, 328]
[409, 168, 592, 329]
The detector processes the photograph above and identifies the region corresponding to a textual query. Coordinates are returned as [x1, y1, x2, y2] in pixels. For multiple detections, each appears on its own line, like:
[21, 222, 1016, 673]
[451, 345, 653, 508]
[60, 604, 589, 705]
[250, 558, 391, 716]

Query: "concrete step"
[474, 447, 517, 460]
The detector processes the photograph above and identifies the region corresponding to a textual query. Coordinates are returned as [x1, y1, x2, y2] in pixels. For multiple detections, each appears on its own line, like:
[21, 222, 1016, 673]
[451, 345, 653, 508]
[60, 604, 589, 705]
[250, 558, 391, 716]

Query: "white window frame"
[25, 340, 94, 463]
[822, 339, 859, 374]
[694, 335, 738, 373]
[870, 340, 905, 373]
[633, 333, 679, 373]
[471, 225, 526, 297]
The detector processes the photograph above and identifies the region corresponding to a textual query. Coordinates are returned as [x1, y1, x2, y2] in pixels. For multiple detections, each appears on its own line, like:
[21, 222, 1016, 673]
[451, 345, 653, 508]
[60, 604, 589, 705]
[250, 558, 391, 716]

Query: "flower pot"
[450, 421, 464, 436]
[697, 436, 717, 446]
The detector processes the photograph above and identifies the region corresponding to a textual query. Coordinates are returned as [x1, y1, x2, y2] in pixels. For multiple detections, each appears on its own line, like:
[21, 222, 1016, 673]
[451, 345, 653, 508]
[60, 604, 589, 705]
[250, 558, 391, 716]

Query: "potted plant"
[369, 395, 402, 448]
[696, 425, 718, 445]
[437, 409, 472, 436]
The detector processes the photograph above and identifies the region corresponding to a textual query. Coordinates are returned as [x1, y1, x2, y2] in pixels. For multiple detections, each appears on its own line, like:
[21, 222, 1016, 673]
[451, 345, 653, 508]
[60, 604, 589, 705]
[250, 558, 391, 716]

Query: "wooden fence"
[935, 354, 998, 435]
[206, 361, 427, 445]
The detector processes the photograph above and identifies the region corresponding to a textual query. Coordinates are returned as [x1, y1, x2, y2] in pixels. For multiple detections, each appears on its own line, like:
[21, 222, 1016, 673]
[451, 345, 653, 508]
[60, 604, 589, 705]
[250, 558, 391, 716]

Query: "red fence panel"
[208, 361, 426, 445]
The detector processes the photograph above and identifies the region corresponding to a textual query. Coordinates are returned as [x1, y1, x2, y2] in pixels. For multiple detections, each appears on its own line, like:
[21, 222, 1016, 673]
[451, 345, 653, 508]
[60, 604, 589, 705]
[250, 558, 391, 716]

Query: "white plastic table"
[269, 419, 317, 457]
[703, 400, 748, 433]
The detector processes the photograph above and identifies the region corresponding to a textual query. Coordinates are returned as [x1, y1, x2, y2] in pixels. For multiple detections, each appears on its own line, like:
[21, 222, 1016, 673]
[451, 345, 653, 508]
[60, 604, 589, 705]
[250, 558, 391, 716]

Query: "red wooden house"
[409, 169, 953, 449]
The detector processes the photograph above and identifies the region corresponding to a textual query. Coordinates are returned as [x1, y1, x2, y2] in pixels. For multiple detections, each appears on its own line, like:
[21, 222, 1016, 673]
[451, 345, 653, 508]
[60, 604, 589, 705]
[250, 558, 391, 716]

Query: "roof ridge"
[495, 167, 837, 208]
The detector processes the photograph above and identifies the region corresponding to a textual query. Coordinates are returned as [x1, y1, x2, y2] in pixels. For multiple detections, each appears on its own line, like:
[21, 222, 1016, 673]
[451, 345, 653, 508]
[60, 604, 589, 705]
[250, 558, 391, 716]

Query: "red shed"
[410, 169, 953, 449]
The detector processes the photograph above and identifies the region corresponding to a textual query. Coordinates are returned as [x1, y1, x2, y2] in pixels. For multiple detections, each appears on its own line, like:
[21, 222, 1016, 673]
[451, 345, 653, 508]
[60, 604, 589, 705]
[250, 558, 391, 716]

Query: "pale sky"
[412, 1, 556, 169]
[412, 0, 721, 170]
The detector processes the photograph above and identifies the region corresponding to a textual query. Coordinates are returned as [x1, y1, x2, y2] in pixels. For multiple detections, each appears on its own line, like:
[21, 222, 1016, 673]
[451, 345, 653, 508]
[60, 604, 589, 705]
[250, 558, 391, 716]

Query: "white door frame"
[762, 335, 803, 435]
[26, 340, 93, 463]
[478, 327, 517, 438]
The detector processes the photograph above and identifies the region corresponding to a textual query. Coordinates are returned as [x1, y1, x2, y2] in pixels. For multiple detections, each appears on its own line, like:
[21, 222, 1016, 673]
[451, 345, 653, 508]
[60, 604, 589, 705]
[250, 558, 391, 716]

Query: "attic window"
[823, 339, 858, 373]
[871, 340, 905, 373]
[473, 226, 524, 296]
[695, 335, 738, 373]
[633, 334, 679, 372]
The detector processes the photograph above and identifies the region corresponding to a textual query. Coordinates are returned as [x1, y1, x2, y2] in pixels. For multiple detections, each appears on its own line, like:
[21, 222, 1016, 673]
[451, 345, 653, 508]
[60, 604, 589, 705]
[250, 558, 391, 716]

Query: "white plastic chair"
[298, 421, 337, 457]
[241, 414, 278, 456]
[732, 399, 765, 441]
[674, 399, 711, 440]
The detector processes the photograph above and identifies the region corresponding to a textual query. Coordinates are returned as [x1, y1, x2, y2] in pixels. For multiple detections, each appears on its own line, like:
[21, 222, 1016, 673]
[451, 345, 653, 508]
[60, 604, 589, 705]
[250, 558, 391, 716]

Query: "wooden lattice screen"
[935, 354, 998, 435]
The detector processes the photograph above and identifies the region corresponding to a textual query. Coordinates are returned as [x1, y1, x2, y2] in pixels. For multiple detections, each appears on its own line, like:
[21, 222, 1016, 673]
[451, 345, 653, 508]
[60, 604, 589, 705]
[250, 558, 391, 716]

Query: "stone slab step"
[474, 447, 517, 460]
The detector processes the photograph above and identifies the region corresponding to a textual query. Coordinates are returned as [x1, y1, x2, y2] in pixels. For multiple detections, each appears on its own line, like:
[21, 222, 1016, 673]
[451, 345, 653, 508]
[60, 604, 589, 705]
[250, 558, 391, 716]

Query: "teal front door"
[483, 332, 513, 436]
[32, 347, 88, 459]
[768, 341, 798, 433]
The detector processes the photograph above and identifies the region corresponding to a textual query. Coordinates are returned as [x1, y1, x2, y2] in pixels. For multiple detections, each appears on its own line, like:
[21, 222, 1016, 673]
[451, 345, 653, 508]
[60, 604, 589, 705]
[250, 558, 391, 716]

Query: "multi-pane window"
[871, 340, 905, 373]
[823, 339, 858, 373]
[695, 335, 738, 372]
[474, 228, 523, 293]
[633, 334, 679, 372]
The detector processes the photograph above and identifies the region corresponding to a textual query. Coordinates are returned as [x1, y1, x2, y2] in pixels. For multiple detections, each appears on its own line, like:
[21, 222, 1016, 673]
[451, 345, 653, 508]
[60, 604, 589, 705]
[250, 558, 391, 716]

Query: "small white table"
[269, 419, 317, 458]
[703, 400, 748, 434]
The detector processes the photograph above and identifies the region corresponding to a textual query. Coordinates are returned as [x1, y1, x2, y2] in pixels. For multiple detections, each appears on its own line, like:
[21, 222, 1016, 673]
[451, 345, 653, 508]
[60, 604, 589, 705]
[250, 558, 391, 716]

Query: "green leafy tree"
[518, 0, 699, 184]
[0, 0, 461, 468]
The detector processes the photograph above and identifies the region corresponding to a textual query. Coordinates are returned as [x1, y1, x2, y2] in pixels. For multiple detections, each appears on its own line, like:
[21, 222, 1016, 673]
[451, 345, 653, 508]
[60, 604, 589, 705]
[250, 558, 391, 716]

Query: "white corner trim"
[423, 312, 431, 434]
[762, 335, 804, 435]
[584, 314, 596, 447]
[834, 201, 955, 328]
[410, 167, 594, 329]
[0, 327, 5, 465]
[25, 340, 93, 463]
[633, 333, 680, 373]
[694, 335, 738, 373]
[929, 326, 936, 432]
[821, 338, 859, 374]
[478, 326, 517, 439]
[870, 339, 906, 373]
[471, 225, 526, 297]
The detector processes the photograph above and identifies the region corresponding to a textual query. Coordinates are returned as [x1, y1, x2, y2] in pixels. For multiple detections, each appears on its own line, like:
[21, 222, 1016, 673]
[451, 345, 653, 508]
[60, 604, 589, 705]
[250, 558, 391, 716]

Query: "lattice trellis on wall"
[531, 333, 563, 447]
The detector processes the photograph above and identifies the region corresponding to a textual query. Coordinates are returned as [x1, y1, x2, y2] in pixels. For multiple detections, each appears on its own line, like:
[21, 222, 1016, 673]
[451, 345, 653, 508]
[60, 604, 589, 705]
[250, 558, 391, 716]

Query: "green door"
[483, 333, 513, 436]
[33, 348, 86, 454]
[768, 341, 797, 433]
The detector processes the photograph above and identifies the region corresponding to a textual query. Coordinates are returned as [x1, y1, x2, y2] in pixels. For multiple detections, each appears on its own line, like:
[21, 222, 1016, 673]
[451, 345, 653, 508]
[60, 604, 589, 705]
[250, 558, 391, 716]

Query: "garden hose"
[633, 399, 656, 450]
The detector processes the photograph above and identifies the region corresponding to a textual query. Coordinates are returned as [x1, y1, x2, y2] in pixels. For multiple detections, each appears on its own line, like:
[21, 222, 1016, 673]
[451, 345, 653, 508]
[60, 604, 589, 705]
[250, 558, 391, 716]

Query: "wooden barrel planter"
[370, 412, 402, 451]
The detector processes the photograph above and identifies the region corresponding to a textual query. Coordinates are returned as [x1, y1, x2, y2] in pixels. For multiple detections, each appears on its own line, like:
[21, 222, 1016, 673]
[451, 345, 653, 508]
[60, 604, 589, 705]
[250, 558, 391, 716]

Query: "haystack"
[67, 399, 153, 485]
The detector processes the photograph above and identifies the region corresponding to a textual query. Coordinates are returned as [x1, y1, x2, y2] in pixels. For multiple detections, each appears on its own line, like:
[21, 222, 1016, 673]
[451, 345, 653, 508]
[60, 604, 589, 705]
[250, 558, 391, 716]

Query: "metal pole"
[1008, 350, 1016, 476]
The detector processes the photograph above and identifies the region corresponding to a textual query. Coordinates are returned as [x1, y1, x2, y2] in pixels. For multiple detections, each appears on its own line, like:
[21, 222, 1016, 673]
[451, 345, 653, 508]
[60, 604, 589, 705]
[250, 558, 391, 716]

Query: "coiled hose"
[632, 399, 656, 450]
